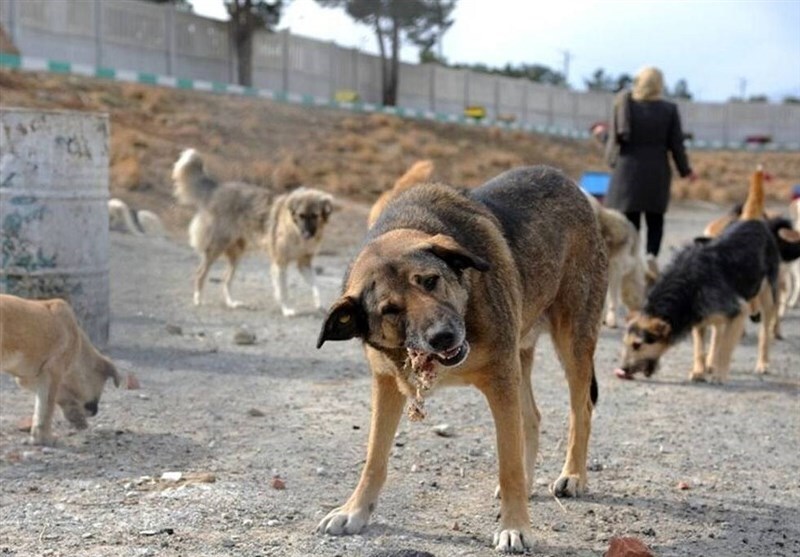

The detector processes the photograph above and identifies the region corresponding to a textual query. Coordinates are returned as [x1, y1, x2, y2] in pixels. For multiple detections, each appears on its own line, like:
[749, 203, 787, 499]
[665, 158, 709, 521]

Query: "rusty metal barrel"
[0, 108, 111, 347]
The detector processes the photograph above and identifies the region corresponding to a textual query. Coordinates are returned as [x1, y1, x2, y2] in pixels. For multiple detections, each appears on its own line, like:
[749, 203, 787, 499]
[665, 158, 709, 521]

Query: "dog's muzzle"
[84, 399, 99, 417]
[621, 358, 658, 377]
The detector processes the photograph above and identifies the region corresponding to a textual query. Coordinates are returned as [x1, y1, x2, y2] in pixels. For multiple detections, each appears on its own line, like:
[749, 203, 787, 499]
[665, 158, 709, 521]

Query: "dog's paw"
[281, 306, 298, 317]
[493, 526, 534, 553]
[225, 299, 245, 309]
[604, 311, 618, 328]
[193, 292, 202, 306]
[552, 474, 585, 498]
[755, 362, 769, 375]
[317, 505, 371, 536]
[689, 371, 707, 383]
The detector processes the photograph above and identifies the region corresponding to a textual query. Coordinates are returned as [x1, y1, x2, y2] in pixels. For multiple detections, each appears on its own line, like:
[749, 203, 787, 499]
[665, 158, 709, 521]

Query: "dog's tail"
[740, 165, 765, 221]
[172, 148, 218, 208]
[367, 160, 435, 227]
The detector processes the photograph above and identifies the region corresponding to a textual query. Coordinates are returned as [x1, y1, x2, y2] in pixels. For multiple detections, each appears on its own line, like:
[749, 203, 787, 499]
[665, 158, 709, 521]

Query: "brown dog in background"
[367, 159, 434, 227]
[172, 149, 333, 314]
[0, 294, 121, 445]
[317, 166, 607, 552]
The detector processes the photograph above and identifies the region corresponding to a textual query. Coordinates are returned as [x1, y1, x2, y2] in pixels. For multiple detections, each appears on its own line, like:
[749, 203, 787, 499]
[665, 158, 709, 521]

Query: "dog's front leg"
[30, 372, 59, 445]
[690, 326, 707, 381]
[270, 263, 296, 317]
[318, 371, 405, 536]
[477, 375, 533, 553]
[297, 260, 322, 310]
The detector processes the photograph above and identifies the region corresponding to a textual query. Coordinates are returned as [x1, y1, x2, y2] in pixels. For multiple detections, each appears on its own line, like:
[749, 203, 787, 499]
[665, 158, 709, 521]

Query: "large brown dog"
[0, 294, 121, 445]
[172, 149, 333, 314]
[317, 166, 607, 552]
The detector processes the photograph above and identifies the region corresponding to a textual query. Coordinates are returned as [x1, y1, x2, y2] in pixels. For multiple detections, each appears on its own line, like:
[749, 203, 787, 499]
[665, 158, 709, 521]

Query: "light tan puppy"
[0, 294, 121, 445]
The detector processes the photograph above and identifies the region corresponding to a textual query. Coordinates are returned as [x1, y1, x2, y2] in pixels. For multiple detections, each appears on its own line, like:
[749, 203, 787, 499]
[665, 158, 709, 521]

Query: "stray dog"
[265, 186, 334, 316]
[619, 168, 781, 382]
[108, 198, 166, 237]
[584, 193, 647, 327]
[786, 198, 800, 308]
[316, 166, 607, 552]
[0, 294, 121, 445]
[172, 149, 333, 314]
[367, 159, 434, 227]
[702, 169, 800, 338]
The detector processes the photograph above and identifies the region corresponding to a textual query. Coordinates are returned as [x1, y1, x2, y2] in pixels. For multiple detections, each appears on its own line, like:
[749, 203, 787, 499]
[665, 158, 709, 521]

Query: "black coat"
[605, 98, 692, 214]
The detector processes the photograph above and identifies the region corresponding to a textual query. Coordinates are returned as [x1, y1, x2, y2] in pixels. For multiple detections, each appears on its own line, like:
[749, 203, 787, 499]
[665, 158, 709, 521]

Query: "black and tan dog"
[619, 168, 782, 382]
[316, 166, 607, 552]
[0, 294, 121, 445]
[172, 149, 333, 314]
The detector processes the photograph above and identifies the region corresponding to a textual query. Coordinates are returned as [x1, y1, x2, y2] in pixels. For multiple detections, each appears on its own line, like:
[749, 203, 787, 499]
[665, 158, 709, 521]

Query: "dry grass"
[1, 68, 798, 235]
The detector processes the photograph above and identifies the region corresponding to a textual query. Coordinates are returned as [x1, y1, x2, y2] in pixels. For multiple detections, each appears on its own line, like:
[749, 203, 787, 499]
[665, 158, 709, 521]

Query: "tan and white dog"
[584, 193, 647, 328]
[108, 198, 166, 237]
[172, 149, 334, 314]
[0, 294, 121, 445]
[784, 198, 800, 310]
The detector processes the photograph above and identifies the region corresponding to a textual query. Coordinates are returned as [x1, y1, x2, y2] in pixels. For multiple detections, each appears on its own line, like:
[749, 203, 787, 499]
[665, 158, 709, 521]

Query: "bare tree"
[315, 0, 457, 106]
[224, 0, 285, 87]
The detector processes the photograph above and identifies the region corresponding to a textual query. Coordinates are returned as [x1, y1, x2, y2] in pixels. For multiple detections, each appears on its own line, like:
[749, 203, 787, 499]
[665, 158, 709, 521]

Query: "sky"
[190, 0, 800, 103]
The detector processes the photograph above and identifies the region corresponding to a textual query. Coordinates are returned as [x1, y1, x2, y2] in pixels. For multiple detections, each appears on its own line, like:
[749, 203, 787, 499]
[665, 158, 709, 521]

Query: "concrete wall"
[2, 0, 798, 145]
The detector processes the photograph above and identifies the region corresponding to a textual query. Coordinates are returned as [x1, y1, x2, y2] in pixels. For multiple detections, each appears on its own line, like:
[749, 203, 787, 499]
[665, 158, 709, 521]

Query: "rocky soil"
[1, 198, 798, 557]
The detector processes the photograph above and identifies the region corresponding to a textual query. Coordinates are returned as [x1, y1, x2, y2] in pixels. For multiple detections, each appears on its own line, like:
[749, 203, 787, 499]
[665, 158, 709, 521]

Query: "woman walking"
[605, 66, 695, 273]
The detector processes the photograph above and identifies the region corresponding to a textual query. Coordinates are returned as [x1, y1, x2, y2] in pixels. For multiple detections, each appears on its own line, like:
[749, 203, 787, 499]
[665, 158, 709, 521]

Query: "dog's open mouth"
[432, 341, 470, 367]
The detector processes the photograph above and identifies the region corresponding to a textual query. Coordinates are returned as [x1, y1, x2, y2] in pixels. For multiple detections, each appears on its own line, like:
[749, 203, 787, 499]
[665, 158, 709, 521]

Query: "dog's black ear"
[426, 234, 490, 273]
[317, 296, 366, 348]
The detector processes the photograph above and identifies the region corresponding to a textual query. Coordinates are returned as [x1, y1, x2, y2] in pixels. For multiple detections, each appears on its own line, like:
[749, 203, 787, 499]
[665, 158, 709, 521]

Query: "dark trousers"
[624, 211, 664, 257]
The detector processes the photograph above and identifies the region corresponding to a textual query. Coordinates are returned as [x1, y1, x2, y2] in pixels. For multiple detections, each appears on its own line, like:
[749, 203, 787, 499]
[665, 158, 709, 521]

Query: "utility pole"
[559, 49, 571, 87]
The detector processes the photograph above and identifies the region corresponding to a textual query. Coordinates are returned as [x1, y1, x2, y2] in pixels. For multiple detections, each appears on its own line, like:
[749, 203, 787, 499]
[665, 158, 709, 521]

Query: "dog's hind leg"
[194, 245, 222, 306]
[756, 282, 777, 374]
[789, 260, 800, 308]
[318, 369, 406, 536]
[297, 254, 322, 311]
[604, 260, 623, 328]
[222, 241, 246, 309]
[549, 305, 599, 499]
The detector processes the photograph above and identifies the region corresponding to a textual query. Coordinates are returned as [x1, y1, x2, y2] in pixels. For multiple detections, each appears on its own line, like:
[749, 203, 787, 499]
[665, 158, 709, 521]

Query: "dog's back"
[470, 167, 604, 297]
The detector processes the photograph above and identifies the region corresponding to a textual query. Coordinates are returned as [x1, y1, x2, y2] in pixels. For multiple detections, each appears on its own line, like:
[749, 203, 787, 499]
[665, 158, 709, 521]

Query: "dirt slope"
[2, 68, 799, 236]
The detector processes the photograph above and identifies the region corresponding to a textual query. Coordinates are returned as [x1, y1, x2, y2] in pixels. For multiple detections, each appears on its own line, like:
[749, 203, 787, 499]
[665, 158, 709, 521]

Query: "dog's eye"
[419, 275, 439, 292]
[642, 332, 658, 344]
[380, 304, 402, 316]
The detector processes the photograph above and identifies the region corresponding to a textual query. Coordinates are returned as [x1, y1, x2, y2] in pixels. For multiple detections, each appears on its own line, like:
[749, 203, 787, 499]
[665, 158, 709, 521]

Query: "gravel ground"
[1, 199, 798, 557]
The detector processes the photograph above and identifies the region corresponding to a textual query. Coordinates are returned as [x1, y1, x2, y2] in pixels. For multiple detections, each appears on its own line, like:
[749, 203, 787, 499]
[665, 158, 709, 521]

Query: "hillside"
[1, 69, 798, 234]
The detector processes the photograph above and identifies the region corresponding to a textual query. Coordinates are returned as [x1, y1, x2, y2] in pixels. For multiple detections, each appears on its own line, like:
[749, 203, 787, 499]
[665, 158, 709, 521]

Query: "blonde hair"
[632, 66, 664, 101]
